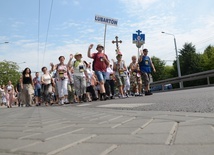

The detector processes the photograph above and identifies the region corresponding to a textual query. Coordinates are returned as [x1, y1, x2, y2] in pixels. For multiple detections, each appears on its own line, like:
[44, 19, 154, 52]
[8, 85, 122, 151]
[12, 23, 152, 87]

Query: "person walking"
[20, 67, 34, 107]
[68, 53, 88, 103]
[113, 52, 127, 98]
[6, 81, 15, 108]
[129, 55, 142, 96]
[105, 64, 115, 99]
[87, 44, 110, 101]
[139, 49, 156, 95]
[67, 65, 77, 103]
[33, 72, 41, 106]
[41, 67, 53, 106]
[85, 62, 98, 102]
[15, 78, 23, 107]
[51, 56, 69, 105]
[0, 85, 7, 107]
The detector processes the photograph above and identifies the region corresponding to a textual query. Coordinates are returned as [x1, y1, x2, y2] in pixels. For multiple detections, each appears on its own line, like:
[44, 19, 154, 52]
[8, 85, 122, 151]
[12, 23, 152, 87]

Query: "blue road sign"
[132, 33, 145, 44]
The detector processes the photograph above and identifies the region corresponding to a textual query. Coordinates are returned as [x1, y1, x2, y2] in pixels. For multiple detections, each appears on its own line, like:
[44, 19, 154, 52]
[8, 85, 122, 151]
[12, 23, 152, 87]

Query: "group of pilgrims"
[0, 44, 156, 108]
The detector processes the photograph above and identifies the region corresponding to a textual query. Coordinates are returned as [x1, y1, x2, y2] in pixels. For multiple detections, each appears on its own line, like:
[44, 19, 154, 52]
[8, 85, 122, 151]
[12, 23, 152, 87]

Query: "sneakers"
[100, 93, 107, 101]
[58, 99, 64, 105]
[82, 94, 87, 102]
[64, 99, 69, 104]
[92, 97, 98, 101]
[126, 93, 129, 98]
[110, 96, 115, 99]
[119, 95, 126, 99]
[134, 93, 139, 96]
[145, 91, 153, 96]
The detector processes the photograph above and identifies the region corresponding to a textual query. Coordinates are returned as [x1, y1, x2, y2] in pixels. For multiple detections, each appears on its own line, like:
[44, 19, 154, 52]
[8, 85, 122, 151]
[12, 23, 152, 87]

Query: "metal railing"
[150, 69, 214, 91]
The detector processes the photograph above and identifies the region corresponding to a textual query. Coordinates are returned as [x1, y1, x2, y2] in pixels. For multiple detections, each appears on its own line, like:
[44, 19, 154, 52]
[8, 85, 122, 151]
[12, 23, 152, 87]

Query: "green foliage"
[201, 45, 214, 70]
[172, 43, 214, 87]
[178, 42, 203, 75]
[0, 60, 21, 86]
[151, 57, 174, 81]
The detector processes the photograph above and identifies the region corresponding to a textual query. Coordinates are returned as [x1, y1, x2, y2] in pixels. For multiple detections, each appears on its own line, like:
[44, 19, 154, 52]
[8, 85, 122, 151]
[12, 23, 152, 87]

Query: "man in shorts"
[139, 49, 156, 95]
[87, 44, 110, 100]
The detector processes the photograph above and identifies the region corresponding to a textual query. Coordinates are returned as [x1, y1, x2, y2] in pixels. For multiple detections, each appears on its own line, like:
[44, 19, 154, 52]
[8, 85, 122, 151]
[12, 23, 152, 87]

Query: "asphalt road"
[74, 86, 214, 113]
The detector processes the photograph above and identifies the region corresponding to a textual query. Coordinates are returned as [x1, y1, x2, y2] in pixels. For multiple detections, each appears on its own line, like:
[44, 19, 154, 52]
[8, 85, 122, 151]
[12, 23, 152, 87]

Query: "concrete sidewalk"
[0, 106, 214, 155]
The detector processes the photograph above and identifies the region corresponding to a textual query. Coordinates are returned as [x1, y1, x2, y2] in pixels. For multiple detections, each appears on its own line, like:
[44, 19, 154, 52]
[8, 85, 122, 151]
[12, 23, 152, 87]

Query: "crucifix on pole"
[112, 36, 122, 54]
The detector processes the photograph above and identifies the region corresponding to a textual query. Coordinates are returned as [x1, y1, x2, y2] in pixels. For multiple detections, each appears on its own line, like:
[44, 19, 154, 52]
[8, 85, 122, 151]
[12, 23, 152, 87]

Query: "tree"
[174, 43, 204, 87]
[151, 57, 175, 82]
[201, 45, 214, 71]
[0, 60, 21, 85]
[164, 65, 174, 79]
[175, 43, 203, 76]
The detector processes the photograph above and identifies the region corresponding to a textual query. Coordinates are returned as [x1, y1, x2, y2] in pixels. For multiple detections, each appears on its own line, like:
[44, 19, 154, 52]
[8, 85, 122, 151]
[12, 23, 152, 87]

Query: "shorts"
[34, 88, 41, 97]
[141, 72, 151, 86]
[95, 71, 106, 82]
[115, 75, 126, 86]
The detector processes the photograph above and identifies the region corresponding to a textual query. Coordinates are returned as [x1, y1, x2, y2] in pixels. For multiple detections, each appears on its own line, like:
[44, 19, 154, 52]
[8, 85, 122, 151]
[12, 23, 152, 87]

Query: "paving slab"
[137, 121, 175, 134]
[175, 125, 214, 144]
[108, 144, 214, 155]
[56, 143, 114, 155]
[87, 134, 169, 144]
[15, 134, 96, 154]
[0, 105, 214, 155]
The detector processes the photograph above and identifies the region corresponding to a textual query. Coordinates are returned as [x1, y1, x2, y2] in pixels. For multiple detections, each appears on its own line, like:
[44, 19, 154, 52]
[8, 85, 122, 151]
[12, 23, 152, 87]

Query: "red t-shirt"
[92, 52, 108, 72]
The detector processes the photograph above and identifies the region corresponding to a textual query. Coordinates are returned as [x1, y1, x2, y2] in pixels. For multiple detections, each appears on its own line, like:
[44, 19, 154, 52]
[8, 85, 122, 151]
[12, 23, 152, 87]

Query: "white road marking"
[131, 118, 154, 135]
[165, 122, 179, 145]
[11, 142, 41, 152]
[76, 103, 92, 107]
[97, 103, 154, 108]
[45, 128, 84, 140]
[100, 144, 118, 155]
[99, 116, 123, 124]
[111, 117, 136, 128]
[47, 134, 97, 155]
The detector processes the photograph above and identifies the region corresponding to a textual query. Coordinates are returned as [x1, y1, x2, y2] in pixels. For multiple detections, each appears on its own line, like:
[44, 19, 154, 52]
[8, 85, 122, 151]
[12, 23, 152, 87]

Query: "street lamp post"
[162, 32, 183, 88]
[0, 42, 9, 44]
[17, 61, 26, 64]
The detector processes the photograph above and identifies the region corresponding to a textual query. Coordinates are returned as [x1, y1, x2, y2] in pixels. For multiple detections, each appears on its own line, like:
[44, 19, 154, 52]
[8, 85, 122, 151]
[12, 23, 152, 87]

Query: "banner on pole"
[95, 15, 118, 26]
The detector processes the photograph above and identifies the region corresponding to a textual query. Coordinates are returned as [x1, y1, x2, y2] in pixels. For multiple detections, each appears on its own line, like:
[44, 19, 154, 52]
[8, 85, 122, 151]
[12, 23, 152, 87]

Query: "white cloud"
[119, 0, 161, 17]
[1, 0, 214, 74]
[72, 0, 80, 6]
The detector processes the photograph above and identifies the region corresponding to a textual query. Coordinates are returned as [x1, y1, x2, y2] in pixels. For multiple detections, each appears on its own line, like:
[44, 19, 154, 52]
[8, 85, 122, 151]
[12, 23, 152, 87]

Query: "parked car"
[151, 84, 173, 91]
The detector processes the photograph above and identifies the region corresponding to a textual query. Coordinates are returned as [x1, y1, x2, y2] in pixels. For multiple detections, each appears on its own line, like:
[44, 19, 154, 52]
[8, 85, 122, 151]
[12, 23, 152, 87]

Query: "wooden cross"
[112, 36, 122, 54]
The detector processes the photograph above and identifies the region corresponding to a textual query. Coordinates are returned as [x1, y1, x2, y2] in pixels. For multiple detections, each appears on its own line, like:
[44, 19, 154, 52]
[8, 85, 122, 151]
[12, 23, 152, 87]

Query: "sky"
[0, 0, 214, 73]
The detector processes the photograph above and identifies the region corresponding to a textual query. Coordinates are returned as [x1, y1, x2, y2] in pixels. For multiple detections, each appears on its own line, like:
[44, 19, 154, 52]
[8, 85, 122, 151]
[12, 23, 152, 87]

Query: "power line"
[37, 0, 40, 71]
[194, 35, 214, 45]
[42, 0, 54, 66]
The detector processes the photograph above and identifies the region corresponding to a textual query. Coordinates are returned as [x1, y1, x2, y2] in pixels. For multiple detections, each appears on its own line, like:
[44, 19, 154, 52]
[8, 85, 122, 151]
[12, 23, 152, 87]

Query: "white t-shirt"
[106, 67, 114, 80]
[72, 60, 86, 77]
[42, 74, 52, 84]
[115, 60, 126, 76]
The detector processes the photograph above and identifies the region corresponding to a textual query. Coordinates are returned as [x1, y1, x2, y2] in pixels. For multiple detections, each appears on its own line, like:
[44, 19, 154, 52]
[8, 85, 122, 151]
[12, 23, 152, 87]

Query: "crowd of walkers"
[0, 44, 156, 108]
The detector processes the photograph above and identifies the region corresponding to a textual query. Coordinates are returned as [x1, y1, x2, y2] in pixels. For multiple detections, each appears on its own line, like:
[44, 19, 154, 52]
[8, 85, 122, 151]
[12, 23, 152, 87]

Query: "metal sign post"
[95, 15, 118, 53]
[103, 24, 107, 53]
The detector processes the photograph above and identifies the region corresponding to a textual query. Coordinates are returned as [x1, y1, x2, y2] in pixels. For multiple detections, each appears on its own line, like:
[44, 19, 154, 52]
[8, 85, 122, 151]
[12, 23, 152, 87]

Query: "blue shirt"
[33, 77, 41, 89]
[139, 55, 152, 73]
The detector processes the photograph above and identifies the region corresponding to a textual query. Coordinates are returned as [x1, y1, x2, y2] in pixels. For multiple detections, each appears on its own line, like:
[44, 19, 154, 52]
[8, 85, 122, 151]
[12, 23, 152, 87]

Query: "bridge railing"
[150, 69, 214, 91]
